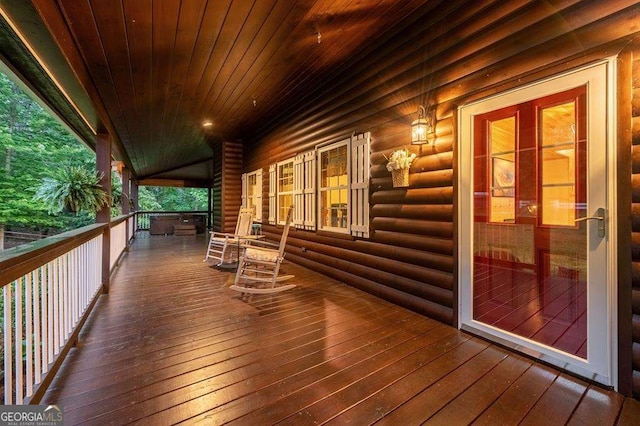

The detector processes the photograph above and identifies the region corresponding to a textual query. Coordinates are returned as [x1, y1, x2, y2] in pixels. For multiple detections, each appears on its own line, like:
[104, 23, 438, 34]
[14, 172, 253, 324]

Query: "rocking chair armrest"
[209, 231, 240, 239]
[239, 239, 279, 250]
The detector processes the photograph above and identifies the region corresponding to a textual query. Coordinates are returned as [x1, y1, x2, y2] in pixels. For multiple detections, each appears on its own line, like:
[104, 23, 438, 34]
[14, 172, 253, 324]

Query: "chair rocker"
[230, 205, 295, 294]
[204, 207, 254, 267]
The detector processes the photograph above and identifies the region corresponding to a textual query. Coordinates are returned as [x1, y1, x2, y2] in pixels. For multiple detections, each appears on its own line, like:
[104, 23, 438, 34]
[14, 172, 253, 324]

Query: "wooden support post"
[121, 167, 131, 249]
[131, 180, 139, 211]
[121, 167, 130, 215]
[96, 133, 111, 294]
[131, 180, 139, 235]
[207, 186, 213, 231]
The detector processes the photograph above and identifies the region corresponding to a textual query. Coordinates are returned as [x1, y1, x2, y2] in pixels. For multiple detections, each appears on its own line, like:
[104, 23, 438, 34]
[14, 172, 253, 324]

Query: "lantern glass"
[411, 118, 428, 144]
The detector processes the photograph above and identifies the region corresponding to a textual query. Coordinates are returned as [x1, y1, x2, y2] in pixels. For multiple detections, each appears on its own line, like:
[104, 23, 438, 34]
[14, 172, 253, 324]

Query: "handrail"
[110, 213, 135, 228]
[0, 224, 106, 289]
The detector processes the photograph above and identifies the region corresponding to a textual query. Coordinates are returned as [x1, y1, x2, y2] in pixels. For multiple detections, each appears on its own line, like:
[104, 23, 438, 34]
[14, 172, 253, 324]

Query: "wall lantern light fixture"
[411, 105, 435, 144]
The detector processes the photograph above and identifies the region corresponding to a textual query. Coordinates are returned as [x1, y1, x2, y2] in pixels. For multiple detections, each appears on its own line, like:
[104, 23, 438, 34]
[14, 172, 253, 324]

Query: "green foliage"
[138, 186, 162, 211]
[143, 187, 207, 211]
[0, 71, 208, 236]
[33, 166, 109, 214]
[0, 72, 95, 233]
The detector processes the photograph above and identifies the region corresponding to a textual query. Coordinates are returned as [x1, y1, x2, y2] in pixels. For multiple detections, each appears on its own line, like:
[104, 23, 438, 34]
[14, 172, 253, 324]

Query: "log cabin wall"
[211, 143, 222, 232]
[212, 141, 242, 232]
[217, 141, 243, 233]
[631, 48, 640, 397]
[243, 0, 640, 380]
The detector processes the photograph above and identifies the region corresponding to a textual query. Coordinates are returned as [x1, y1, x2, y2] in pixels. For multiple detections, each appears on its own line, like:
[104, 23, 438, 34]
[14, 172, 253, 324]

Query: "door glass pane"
[540, 102, 576, 226]
[473, 89, 587, 359]
[489, 117, 516, 223]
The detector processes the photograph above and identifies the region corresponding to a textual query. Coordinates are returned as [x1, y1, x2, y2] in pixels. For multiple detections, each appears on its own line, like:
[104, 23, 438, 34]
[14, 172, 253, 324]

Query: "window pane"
[278, 194, 293, 222]
[320, 144, 347, 188]
[279, 162, 293, 192]
[248, 174, 256, 197]
[540, 101, 576, 226]
[320, 189, 347, 228]
[489, 116, 516, 223]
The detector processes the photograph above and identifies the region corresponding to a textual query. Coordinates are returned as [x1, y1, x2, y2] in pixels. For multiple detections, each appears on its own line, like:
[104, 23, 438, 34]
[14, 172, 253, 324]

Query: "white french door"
[458, 59, 617, 387]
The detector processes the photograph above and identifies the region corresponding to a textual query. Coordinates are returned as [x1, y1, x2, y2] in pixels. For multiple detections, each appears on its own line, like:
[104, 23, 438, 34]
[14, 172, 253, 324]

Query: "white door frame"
[457, 58, 618, 388]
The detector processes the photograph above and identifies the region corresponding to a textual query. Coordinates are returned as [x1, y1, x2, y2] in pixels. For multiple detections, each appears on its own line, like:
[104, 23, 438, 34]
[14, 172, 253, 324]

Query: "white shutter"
[241, 173, 248, 208]
[350, 132, 370, 238]
[268, 164, 276, 225]
[293, 154, 305, 228]
[255, 168, 263, 222]
[303, 150, 316, 230]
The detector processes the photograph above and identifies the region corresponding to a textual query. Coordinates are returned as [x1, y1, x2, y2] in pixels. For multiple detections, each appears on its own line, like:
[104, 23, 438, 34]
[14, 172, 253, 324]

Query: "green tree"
[144, 187, 207, 211]
[0, 73, 94, 233]
[0, 71, 208, 237]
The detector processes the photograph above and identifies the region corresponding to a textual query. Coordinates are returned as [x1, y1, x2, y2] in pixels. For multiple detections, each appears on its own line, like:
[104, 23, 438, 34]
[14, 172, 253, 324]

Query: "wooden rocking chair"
[204, 207, 254, 267]
[230, 205, 295, 294]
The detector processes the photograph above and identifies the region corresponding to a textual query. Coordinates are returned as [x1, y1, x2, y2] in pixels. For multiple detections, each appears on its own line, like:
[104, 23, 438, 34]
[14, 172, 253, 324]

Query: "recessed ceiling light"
[202, 121, 213, 127]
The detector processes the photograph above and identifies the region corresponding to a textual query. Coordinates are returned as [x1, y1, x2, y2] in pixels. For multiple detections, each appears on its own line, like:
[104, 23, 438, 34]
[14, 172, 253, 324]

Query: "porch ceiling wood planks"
[14, 0, 428, 183]
[40, 233, 640, 424]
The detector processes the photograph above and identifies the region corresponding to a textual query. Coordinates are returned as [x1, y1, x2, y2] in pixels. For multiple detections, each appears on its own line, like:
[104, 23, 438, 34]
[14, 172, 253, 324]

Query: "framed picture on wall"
[492, 157, 515, 197]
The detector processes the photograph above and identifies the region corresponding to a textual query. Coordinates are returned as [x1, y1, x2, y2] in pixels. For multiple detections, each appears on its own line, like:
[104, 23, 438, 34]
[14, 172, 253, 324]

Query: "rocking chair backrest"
[235, 208, 254, 237]
[277, 205, 294, 257]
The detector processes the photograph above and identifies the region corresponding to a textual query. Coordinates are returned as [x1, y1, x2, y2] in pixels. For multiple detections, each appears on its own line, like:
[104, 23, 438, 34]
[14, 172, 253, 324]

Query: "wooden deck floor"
[42, 233, 640, 425]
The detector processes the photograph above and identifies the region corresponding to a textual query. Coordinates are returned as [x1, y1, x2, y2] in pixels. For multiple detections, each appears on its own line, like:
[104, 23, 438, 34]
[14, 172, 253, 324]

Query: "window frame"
[317, 138, 351, 234]
[276, 158, 295, 225]
[245, 168, 262, 222]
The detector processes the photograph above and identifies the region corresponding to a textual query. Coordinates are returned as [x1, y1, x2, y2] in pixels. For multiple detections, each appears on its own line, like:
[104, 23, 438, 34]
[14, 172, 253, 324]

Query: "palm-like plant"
[34, 166, 109, 214]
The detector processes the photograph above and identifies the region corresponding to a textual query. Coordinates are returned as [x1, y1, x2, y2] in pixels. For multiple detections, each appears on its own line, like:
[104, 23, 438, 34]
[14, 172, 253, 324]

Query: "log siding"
[631, 48, 640, 397]
[242, 0, 640, 392]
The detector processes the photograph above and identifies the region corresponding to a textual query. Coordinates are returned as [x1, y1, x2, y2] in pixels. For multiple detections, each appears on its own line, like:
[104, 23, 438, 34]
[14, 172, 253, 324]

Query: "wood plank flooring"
[41, 233, 640, 425]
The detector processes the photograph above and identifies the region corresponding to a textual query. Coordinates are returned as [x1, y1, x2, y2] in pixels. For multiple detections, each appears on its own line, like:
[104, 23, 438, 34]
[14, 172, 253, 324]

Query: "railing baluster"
[41, 262, 53, 374]
[53, 257, 59, 355]
[46, 261, 53, 366]
[33, 268, 41, 385]
[62, 251, 70, 342]
[4, 282, 13, 404]
[51, 259, 60, 354]
[73, 248, 77, 328]
[15, 276, 23, 404]
[26, 272, 33, 398]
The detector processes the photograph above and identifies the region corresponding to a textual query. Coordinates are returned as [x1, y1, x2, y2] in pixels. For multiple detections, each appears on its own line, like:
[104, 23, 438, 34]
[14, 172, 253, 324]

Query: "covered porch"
[40, 232, 640, 424]
[3, 0, 640, 415]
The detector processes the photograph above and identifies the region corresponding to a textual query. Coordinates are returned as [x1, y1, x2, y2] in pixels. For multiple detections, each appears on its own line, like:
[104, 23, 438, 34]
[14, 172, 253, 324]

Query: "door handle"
[574, 207, 605, 238]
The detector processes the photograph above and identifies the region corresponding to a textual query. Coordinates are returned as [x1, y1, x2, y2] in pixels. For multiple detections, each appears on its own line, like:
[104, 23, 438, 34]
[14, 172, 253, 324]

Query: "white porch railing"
[109, 217, 128, 270]
[1, 226, 104, 404]
[0, 211, 206, 403]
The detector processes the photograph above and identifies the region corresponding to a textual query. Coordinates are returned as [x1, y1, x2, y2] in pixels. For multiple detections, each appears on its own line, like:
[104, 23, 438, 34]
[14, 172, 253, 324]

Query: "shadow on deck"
[41, 232, 640, 424]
